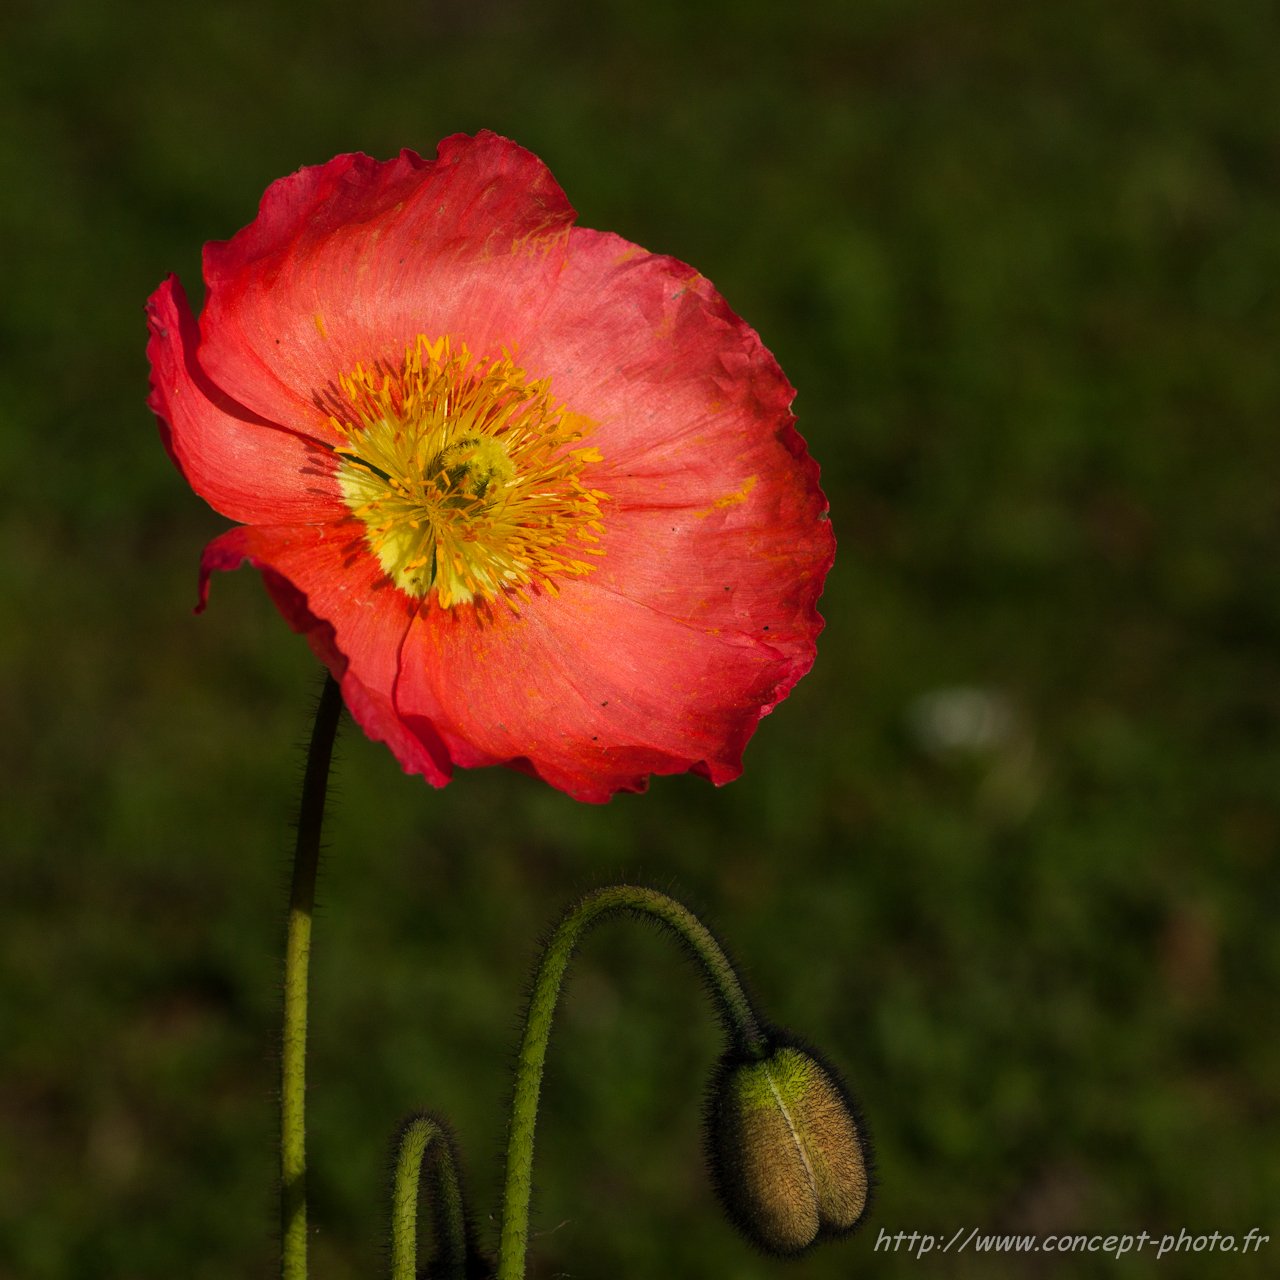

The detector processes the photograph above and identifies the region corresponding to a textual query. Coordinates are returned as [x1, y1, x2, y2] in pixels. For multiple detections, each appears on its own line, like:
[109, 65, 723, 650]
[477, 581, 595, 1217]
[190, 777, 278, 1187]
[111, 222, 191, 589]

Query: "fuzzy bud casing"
[706, 1041, 871, 1255]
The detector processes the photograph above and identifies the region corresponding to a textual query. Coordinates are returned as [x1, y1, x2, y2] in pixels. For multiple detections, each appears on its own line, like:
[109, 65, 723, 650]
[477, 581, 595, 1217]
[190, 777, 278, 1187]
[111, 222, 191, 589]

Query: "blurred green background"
[2, 1, 1277, 1277]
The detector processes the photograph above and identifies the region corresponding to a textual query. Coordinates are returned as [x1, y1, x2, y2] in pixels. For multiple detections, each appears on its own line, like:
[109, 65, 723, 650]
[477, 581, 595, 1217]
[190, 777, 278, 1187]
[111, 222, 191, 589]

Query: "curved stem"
[390, 1115, 468, 1280]
[281, 673, 343, 1280]
[496, 885, 767, 1280]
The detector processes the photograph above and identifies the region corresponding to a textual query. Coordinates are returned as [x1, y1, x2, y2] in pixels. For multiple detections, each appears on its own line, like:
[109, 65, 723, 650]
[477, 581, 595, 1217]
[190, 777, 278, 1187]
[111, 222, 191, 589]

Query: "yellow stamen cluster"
[331, 336, 606, 608]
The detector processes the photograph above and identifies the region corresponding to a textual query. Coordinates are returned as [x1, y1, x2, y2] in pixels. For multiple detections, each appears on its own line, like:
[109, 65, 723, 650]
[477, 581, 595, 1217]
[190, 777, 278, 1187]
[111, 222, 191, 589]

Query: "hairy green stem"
[281, 673, 343, 1280]
[496, 885, 767, 1280]
[391, 1115, 468, 1280]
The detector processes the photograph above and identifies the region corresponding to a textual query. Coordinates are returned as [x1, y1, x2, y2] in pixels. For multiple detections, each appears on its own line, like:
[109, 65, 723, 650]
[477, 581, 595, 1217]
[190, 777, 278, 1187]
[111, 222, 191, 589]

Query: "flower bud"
[706, 1040, 871, 1255]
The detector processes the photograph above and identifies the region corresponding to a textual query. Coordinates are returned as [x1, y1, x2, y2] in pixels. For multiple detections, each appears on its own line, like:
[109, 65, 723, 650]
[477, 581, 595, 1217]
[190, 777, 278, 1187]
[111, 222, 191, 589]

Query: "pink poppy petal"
[513, 228, 834, 655]
[146, 275, 342, 525]
[390, 577, 816, 803]
[588, 501, 832, 659]
[197, 132, 576, 433]
[523, 228, 796, 469]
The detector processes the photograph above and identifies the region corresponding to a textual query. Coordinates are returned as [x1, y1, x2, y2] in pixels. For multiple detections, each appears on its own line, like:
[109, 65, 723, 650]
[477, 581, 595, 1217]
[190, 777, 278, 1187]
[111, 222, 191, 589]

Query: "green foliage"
[1, 1, 1277, 1277]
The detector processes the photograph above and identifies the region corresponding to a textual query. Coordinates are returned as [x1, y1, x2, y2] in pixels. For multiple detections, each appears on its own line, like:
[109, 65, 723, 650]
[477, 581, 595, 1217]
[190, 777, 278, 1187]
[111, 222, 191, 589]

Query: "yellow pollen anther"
[332, 335, 607, 608]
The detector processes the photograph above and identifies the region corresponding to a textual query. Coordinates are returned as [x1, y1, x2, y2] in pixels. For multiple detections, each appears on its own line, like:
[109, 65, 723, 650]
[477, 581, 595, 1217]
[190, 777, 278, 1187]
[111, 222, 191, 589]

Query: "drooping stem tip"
[496, 885, 766, 1280]
[390, 1113, 470, 1280]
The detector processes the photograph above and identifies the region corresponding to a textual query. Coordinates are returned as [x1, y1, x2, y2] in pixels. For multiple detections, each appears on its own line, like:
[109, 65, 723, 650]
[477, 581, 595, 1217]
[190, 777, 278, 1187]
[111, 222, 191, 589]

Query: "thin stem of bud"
[391, 1114, 468, 1280]
[281, 673, 343, 1280]
[496, 885, 766, 1280]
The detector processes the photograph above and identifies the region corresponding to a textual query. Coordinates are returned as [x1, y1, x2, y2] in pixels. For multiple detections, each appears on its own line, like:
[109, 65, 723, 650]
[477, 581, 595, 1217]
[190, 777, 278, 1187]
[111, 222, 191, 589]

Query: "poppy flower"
[147, 131, 834, 802]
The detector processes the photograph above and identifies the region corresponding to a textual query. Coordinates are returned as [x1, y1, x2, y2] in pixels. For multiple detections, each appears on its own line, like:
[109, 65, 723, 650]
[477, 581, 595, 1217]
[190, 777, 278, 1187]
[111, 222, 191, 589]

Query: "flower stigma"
[331, 336, 607, 608]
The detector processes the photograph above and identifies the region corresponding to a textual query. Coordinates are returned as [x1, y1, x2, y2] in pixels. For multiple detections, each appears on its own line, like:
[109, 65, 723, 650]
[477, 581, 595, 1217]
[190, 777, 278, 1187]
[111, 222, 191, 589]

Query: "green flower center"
[331, 336, 606, 609]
